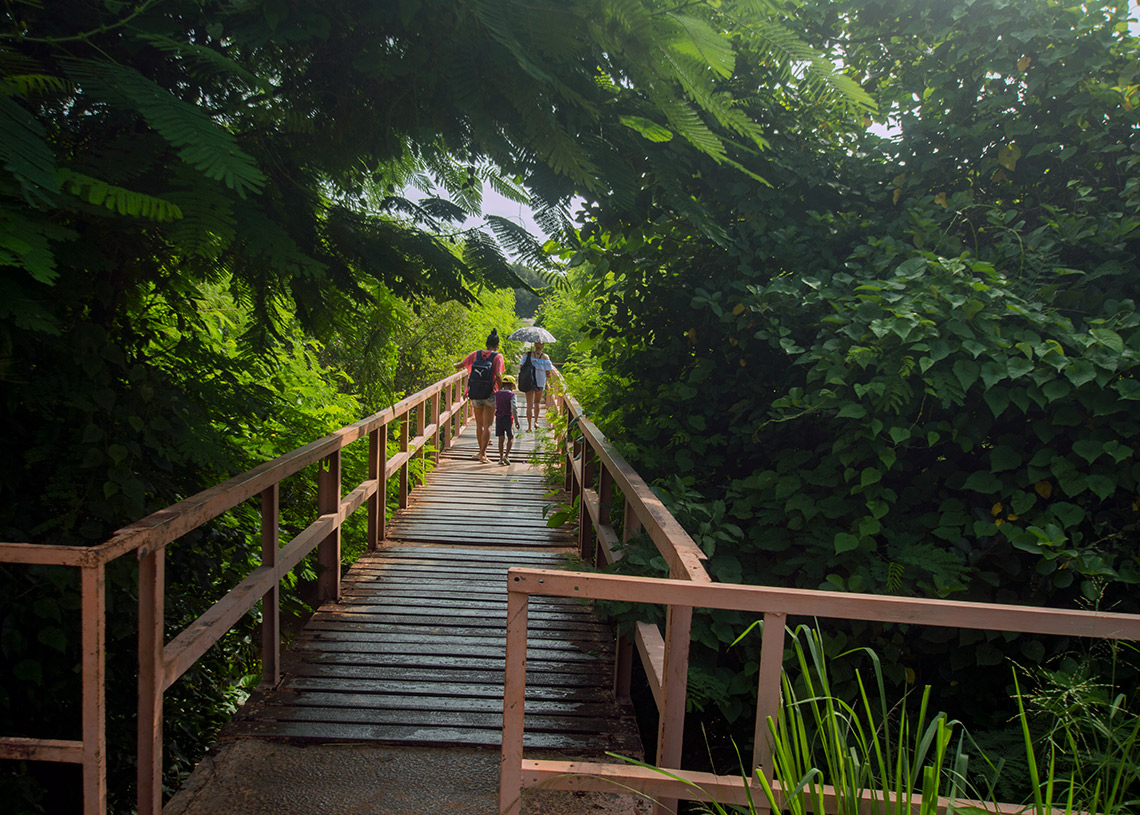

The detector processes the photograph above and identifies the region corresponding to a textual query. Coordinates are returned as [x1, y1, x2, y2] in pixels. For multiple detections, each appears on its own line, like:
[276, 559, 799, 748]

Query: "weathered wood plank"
[276, 662, 611, 689]
[220, 416, 641, 759]
[224, 720, 637, 752]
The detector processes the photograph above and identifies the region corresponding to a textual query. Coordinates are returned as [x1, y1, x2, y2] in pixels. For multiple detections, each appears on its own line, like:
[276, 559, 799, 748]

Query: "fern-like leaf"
[0, 95, 58, 206]
[0, 74, 68, 97]
[62, 59, 265, 197]
[134, 33, 270, 91]
[486, 214, 556, 270]
[57, 169, 184, 222]
[665, 12, 736, 79]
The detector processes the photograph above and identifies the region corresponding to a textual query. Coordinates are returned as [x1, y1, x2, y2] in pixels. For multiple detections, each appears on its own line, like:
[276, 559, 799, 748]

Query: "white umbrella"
[507, 326, 556, 343]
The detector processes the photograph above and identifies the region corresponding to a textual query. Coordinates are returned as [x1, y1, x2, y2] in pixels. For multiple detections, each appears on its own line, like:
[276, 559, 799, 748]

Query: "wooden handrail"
[528, 370, 1140, 815]
[0, 371, 471, 815]
[549, 369, 707, 813]
[500, 567, 1140, 815]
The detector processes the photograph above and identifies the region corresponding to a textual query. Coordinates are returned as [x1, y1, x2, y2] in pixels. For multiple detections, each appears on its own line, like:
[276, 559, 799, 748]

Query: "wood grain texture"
[223, 411, 641, 756]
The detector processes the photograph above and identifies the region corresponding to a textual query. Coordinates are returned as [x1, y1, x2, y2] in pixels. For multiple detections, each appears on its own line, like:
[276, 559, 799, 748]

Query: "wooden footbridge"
[4, 371, 1140, 815]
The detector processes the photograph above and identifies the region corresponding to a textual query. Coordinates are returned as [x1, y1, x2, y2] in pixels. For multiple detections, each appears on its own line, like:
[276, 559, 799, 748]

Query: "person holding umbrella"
[509, 326, 556, 433]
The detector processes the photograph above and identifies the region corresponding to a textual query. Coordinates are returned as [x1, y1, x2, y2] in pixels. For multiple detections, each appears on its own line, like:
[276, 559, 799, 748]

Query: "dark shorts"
[495, 416, 514, 437]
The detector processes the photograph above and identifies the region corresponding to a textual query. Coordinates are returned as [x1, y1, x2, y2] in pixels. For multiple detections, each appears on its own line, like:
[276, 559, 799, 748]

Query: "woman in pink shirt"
[454, 329, 505, 463]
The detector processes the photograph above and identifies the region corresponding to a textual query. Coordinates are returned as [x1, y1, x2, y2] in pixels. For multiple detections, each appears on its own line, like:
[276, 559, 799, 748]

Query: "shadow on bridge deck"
[164, 413, 650, 815]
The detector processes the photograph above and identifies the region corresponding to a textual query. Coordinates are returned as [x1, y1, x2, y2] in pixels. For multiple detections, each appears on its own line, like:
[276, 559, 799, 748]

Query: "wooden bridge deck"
[221, 417, 642, 755]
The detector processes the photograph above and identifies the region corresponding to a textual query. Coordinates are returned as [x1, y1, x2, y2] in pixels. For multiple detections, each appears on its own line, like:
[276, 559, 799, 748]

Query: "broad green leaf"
[984, 387, 1010, 417]
[1010, 491, 1036, 515]
[834, 532, 860, 554]
[860, 467, 882, 487]
[1041, 379, 1071, 402]
[1065, 359, 1096, 387]
[1103, 440, 1133, 462]
[775, 476, 801, 499]
[962, 471, 1002, 493]
[1089, 327, 1124, 353]
[1007, 356, 1034, 379]
[837, 404, 867, 419]
[980, 361, 1007, 389]
[1086, 475, 1116, 500]
[1009, 387, 1031, 413]
[1049, 502, 1085, 527]
[998, 143, 1022, 170]
[1072, 439, 1104, 464]
[953, 359, 980, 390]
[990, 446, 1022, 471]
[889, 426, 911, 444]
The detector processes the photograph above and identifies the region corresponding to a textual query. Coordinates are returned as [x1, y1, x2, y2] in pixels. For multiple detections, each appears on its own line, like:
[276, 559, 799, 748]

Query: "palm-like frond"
[0, 204, 74, 285]
[749, 21, 876, 115]
[134, 33, 269, 90]
[665, 12, 736, 79]
[486, 214, 556, 270]
[63, 59, 265, 197]
[57, 169, 183, 222]
[0, 94, 58, 206]
[0, 74, 68, 97]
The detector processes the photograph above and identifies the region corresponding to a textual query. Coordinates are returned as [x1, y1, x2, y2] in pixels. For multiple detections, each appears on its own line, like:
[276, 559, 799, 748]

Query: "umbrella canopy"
[507, 326, 557, 344]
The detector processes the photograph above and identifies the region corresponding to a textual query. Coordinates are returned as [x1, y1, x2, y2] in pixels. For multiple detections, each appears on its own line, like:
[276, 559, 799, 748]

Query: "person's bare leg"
[476, 404, 493, 461]
[505, 435, 514, 464]
[526, 390, 538, 431]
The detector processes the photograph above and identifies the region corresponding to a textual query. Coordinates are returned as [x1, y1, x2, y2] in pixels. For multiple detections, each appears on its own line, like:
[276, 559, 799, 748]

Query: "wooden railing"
[545, 374, 711, 815]
[502, 378, 1140, 815]
[0, 371, 470, 815]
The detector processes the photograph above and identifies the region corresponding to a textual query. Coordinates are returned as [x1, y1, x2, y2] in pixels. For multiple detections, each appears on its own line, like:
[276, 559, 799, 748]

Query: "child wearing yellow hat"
[494, 376, 521, 465]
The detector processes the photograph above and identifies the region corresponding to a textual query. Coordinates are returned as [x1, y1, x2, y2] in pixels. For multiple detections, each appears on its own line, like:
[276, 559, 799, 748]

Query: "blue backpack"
[468, 351, 498, 399]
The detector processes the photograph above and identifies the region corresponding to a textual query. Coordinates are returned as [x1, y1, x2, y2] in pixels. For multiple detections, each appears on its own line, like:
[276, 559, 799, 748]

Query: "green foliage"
[577, 0, 1140, 736]
[755, 626, 983, 815]
[1015, 652, 1140, 814]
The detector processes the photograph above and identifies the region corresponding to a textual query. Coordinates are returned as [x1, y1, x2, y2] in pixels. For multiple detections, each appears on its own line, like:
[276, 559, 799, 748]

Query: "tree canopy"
[0, 2, 869, 810]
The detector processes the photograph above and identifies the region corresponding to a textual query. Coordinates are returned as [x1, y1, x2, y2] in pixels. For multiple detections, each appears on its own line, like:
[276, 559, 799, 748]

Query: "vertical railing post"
[577, 442, 596, 562]
[260, 484, 280, 687]
[596, 463, 614, 568]
[753, 612, 788, 792]
[81, 563, 107, 815]
[567, 434, 581, 497]
[137, 548, 164, 815]
[442, 382, 453, 452]
[368, 424, 385, 550]
[417, 399, 427, 469]
[623, 500, 643, 543]
[317, 449, 341, 604]
[500, 583, 529, 815]
[613, 495, 637, 702]
[399, 411, 410, 509]
[559, 401, 570, 489]
[461, 374, 470, 428]
[432, 388, 442, 462]
[613, 632, 634, 703]
[654, 597, 693, 815]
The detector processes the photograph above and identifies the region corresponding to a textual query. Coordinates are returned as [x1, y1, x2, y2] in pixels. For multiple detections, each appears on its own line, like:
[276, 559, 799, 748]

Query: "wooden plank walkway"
[223, 413, 642, 756]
